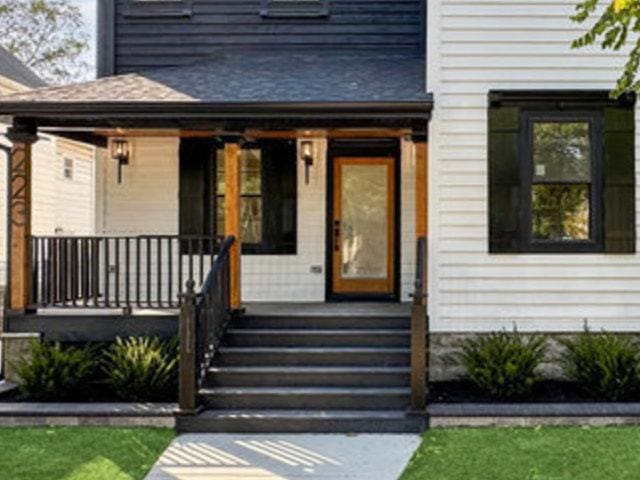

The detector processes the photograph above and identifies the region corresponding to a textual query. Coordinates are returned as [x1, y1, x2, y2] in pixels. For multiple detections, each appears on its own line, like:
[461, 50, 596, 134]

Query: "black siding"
[107, 0, 424, 74]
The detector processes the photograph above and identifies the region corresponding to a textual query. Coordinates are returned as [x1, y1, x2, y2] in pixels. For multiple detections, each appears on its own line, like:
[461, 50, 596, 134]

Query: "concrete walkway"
[145, 433, 421, 480]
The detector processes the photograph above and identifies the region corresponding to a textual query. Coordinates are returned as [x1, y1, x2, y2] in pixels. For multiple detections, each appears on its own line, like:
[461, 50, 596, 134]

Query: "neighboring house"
[0, 0, 635, 432]
[0, 46, 96, 290]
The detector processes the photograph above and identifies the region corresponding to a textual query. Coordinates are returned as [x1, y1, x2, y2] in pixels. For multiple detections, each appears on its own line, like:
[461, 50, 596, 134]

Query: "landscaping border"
[0, 403, 176, 427]
[428, 403, 640, 428]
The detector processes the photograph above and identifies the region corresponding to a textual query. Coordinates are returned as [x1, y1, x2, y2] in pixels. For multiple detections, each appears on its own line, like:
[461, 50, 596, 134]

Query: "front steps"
[176, 308, 425, 433]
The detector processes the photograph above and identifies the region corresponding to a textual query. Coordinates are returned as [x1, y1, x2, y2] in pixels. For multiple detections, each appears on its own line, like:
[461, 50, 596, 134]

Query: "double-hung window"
[488, 91, 636, 254]
[522, 112, 603, 252]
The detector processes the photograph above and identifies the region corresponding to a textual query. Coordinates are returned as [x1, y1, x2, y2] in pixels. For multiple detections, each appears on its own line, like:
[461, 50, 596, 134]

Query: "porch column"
[410, 134, 428, 413]
[223, 140, 242, 311]
[6, 123, 38, 312]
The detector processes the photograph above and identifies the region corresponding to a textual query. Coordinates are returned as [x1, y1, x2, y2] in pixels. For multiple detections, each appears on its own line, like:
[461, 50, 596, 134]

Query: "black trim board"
[5, 314, 178, 342]
[325, 138, 401, 302]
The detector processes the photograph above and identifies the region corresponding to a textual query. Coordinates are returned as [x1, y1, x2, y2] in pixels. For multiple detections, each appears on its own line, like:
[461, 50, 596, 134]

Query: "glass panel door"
[332, 157, 395, 295]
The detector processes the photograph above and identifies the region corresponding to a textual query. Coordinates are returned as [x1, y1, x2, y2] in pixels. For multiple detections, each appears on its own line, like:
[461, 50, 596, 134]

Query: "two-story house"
[0, 0, 636, 433]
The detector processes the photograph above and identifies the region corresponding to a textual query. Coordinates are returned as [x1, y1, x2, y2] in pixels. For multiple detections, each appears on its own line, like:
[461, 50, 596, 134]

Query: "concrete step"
[200, 387, 411, 410]
[222, 329, 411, 347]
[205, 366, 411, 387]
[176, 409, 425, 433]
[233, 315, 410, 330]
[216, 347, 410, 367]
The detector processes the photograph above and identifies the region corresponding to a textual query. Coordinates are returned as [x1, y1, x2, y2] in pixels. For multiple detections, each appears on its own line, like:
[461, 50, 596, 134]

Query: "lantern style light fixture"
[301, 140, 314, 185]
[110, 138, 130, 184]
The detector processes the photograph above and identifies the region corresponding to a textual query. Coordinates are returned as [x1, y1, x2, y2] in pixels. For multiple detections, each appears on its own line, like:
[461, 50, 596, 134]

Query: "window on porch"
[179, 139, 297, 255]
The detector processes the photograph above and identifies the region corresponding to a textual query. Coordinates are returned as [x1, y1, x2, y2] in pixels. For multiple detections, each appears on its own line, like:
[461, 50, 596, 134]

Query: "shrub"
[561, 330, 640, 401]
[14, 341, 94, 401]
[460, 330, 547, 400]
[102, 336, 179, 401]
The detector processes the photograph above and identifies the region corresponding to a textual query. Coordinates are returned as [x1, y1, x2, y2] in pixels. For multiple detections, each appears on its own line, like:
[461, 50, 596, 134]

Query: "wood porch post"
[410, 135, 428, 413]
[223, 140, 242, 311]
[6, 123, 37, 312]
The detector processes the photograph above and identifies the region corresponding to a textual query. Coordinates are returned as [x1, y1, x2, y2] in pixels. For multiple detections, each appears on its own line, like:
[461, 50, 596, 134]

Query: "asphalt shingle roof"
[0, 49, 428, 104]
[0, 46, 46, 89]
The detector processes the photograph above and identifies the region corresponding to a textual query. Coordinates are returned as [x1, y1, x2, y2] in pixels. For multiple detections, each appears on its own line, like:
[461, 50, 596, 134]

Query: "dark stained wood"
[179, 280, 197, 414]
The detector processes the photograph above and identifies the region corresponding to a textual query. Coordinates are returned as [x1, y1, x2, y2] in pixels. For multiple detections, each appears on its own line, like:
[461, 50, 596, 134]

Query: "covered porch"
[0, 49, 433, 422]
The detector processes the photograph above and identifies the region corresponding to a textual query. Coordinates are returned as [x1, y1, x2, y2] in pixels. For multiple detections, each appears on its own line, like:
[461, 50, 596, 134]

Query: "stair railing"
[179, 235, 235, 414]
[409, 236, 429, 413]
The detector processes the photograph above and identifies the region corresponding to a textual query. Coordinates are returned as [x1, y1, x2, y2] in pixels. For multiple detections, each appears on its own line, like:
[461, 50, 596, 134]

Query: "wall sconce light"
[301, 140, 314, 185]
[110, 138, 130, 184]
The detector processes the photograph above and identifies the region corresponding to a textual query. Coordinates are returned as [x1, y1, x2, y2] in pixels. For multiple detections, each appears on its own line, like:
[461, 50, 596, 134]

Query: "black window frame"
[260, 0, 329, 18]
[179, 138, 298, 256]
[125, 0, 192, 18]
[520, 110, 605, 253]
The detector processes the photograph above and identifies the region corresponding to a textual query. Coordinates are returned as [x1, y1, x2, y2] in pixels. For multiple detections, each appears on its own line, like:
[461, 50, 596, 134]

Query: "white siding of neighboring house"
[97, 136, 418, 302]
[427, 0, 640, 332]
[0, 130, 96, 287]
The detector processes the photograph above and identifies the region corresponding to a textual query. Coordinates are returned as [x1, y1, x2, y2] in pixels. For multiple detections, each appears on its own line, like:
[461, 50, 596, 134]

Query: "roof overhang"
[2, 99, 433, 131]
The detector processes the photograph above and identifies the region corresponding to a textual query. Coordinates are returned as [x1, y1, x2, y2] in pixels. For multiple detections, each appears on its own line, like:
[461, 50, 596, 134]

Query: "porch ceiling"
[0, 49, 432, 130]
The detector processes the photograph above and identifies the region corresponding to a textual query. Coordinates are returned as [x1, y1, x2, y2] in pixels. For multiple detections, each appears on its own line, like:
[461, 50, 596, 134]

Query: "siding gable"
[110, 0, 425, 74]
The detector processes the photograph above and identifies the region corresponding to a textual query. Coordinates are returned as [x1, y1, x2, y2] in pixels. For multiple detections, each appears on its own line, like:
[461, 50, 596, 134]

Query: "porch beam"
[223, 140, 242, 311]
[6, 123, 38, 312]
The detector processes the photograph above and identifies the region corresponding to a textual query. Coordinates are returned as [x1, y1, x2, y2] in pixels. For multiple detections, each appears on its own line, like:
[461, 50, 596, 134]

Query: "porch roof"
[0, 49, 432, 130]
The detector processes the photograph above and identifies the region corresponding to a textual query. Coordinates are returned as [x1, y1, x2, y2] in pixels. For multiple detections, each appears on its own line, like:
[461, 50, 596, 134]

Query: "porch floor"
[35, 302, 411, 317]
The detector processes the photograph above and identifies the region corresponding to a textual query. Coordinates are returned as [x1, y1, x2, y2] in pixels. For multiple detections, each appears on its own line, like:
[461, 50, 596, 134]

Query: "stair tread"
[209, 365, 411, 373]
[201, 387, 410, 395]
[226, 329, 410, 335]
[195, 409, 418, 419]
[218, 347, 410, 353]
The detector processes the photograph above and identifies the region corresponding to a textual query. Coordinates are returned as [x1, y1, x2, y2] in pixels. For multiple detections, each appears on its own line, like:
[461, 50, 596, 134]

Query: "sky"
[71, 0, 97, 76]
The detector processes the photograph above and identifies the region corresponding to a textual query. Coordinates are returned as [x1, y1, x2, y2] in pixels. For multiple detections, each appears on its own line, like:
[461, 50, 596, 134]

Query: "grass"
[401, 426, 640, 480]
[0, 427, 174, 480]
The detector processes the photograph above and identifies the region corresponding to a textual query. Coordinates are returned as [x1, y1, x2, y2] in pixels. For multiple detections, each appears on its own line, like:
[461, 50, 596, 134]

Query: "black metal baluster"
[114, 238, 120, 308]
[146, 237, 151, 308]
[104, 237, 110, 308]
[125, 238, 130, 308]
[157, 237, 162, 308]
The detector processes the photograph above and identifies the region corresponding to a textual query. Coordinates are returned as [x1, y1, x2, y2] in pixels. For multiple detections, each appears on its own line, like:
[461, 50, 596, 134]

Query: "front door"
[331, 157, 395, 296]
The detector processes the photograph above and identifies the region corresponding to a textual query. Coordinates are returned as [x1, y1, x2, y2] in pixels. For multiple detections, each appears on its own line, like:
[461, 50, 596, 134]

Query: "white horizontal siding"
[98, 137, 418, 303]
[428, 0, 640, 332]
[0, 134, 96, 287]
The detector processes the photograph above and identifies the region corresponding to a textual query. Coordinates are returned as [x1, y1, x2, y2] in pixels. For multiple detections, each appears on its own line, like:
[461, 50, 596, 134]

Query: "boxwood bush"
[561, 329, 640, 401]
[461, 330, 547, 400]
[14, 341, 94, 401]
[102, 336, 179, 402]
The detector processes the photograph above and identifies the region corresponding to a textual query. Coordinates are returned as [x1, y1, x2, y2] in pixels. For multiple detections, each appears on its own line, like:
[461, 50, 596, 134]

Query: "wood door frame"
[326, 138, 401, 302]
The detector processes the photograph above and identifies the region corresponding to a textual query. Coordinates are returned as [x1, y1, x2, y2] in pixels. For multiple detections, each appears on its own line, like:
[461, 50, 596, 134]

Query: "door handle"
[333, 220, 340, 252]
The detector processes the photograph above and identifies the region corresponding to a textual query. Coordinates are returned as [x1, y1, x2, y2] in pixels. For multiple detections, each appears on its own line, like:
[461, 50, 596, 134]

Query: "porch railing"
[28, 235, 223, 309]
[410, 235, 429, 413]
[179, 235, 235, 414]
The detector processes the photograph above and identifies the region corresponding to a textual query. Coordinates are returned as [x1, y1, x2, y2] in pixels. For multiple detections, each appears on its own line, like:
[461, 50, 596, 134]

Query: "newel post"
[6, 123, 38, 312]
[179, 279, 197, 414]
[410, 132, 429, 414]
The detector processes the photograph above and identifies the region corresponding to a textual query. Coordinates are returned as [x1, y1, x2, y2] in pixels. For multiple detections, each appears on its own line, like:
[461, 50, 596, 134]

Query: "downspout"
[0, 138, 10, 379]
[0, 139, 10, 318]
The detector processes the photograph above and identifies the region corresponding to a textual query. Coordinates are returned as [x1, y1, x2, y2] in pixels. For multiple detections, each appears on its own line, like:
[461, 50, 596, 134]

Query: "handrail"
[179, 235, 235, 414]
[410, 235, 428, 413]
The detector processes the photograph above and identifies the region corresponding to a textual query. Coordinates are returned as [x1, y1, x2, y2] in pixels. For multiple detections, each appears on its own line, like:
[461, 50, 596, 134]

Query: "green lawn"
[0, 427, 174, 480]
[402, 427, 640, 480]
[401, 426, 640, 480]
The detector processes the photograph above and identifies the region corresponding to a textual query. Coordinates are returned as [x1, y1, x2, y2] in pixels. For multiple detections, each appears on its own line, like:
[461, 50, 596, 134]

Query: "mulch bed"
[428, 380, 640, 403]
